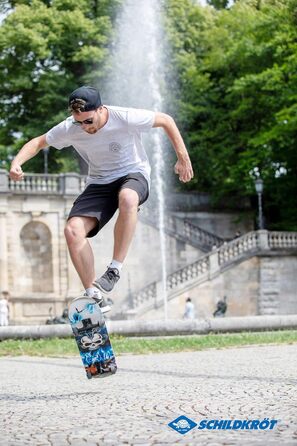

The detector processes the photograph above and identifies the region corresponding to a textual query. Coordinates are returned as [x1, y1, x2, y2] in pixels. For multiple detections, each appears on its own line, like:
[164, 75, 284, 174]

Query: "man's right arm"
[9, 134, 48, 181]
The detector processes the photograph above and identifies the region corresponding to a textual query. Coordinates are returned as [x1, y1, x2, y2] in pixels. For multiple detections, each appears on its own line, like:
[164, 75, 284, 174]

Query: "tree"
[206, 0, 231, 9]
[164, 0, 297, 230]
[0, 0, 119, 173]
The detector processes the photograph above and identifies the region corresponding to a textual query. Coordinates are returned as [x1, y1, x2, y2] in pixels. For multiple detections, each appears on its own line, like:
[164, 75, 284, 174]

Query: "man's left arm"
[153, 112, 194, 183]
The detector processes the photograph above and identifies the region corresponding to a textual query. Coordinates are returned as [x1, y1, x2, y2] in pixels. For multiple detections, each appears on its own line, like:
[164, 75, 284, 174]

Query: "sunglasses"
[72, 117, 94, 126]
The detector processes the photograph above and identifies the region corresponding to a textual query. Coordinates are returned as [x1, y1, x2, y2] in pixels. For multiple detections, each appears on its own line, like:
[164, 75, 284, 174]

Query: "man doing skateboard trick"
[9, 86, 193, 311]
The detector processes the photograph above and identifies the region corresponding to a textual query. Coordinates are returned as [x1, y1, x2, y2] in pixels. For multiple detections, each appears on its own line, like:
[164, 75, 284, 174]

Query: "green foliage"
[1, 0, 296, 230]
[206, 0, 231, 9]
[0, 0, 119, 173]
[164, 0, 297, 229]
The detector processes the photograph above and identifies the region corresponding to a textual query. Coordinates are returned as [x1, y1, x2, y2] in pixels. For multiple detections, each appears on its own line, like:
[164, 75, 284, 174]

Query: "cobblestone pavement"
[0, 344, 297, 446]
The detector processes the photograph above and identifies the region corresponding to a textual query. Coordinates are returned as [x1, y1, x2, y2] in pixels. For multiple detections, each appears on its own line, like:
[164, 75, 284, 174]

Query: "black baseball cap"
[68, 86, 102, 112]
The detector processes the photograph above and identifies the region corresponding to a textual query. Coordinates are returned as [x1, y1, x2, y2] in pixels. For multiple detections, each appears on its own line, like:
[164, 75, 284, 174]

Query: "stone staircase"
[139, 205, 224, 252]
[119, 230, 297, 317]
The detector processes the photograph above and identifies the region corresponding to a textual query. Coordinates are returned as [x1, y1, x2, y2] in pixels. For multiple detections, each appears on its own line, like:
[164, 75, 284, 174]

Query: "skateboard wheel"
[110, 364, 117, 374]
[86, 371, 92, 380]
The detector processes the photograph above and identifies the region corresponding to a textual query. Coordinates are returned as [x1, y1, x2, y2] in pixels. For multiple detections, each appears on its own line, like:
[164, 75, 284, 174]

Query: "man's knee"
[64, 218, 88, 243]
[118, 189, 139, 213]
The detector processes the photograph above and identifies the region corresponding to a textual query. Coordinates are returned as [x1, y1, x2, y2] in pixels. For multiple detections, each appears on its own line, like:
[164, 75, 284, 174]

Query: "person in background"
[213, 295, 227, 317]
[183, 297, 195, 320]
[0, 291, 10, 326]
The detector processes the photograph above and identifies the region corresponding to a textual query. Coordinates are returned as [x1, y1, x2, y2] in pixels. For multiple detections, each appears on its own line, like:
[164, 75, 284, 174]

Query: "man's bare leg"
[93, 188, 139, 293]
[64, 216, 98, 289]
[113, 188, 139, 262]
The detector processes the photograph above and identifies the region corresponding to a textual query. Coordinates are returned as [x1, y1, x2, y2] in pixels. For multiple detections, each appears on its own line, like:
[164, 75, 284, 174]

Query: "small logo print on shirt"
[109, 142, 122, 152]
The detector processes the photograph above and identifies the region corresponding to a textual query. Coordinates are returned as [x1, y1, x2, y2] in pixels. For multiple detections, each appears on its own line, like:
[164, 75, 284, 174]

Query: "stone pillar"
[0, 212, 8, 290]
[61, 173, 81, 196]
[0, 169, 8, 193]
[0, 171, 8, 290]
[258, 230, 269, 251]
[258, 257, 279, 315]
[209, 250, 219, 279]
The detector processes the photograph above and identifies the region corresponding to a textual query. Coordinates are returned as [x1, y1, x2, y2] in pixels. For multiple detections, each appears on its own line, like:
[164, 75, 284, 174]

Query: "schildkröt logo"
[168, 416, 197, 435]
[198, 418, 278, 430]
[168, 416, 278, 434]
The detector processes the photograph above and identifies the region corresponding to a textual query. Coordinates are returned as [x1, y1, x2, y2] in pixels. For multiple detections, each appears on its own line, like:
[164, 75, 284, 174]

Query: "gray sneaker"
[93, 267, 120, 294]
[83, 291, 111, 314]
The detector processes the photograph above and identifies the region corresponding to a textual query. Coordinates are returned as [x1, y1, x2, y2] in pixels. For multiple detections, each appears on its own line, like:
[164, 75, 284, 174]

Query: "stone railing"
[0, 170, 86, 195]
[218, 231, 259, 266]
[124, 230, 297, 314]
[132, 282, 157, 308]
[167, 256, 209, 291]
[129, 256, 210, 309]
[268, 231, 297, 248]
[140, 205, 224, 252]
[8, 174, 61, 193]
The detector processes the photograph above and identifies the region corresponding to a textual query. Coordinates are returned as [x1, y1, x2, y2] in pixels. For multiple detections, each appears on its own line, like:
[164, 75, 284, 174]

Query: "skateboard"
[68, 296, 117, 379]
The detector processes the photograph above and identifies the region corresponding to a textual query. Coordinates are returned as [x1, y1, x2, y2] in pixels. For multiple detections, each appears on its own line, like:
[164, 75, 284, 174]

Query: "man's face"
[72, 107, 101, 134]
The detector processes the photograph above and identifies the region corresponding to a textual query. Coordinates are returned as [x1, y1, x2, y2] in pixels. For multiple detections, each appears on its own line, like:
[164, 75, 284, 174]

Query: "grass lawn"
[0, 330, 296, 357]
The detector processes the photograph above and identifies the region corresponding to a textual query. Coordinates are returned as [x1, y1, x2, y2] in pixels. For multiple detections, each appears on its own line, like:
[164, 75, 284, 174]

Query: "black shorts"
[68, 172, 149, 237]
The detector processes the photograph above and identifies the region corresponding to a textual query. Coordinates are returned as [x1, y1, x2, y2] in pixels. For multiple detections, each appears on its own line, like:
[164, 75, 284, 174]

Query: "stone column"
[258, 230, 269, 251]
[0, 212, 8, 290]
[209, 250, 219, 279]
[61, 173, 81, 196]
[0, 169, 8, 192]
[258, 257, 279, 315]
[0, 171, 8, 290]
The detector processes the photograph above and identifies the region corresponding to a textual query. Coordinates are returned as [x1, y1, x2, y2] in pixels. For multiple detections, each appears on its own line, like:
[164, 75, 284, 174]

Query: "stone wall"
[1, 170, 295, 324]
[259, 256, 297, 315]
[141, 254, 297, 320]
[0, 171, 207, 323]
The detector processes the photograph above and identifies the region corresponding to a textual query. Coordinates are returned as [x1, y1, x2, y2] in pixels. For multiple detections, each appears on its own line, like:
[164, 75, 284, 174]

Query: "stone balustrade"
[0, 169, 86, 195]
[126, 230, 297, 312]
[268, 231, 297, 248]
[8, 174, 61, 193]
[140, 205, 224, 251]
[218, 231, 259, 266]
[167, 256, 209, 290]
[131, 282, 157, 308]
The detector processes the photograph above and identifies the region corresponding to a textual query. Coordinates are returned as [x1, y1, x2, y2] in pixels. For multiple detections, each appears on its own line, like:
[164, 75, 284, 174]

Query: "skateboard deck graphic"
[68, 296, 117, 379]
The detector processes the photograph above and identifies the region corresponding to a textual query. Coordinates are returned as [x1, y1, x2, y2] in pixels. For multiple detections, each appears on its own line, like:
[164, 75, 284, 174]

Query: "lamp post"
[255, 177, 264, 229]
[43, 147, 49, 175]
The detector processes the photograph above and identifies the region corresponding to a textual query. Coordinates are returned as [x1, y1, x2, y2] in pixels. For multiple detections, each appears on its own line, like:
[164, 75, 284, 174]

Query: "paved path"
[0, 344, 297, 445]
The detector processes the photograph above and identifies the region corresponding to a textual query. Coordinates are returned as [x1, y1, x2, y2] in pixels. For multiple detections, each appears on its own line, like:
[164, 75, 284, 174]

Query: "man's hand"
[174, 159, 194, 183]
[8, 134, 48, 181]
[9, 163, 24, 181]
[153, 113, 194, 183]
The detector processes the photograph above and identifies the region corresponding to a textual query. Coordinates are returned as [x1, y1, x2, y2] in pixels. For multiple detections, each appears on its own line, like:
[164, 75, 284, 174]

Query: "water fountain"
[102, 0, 170, 318]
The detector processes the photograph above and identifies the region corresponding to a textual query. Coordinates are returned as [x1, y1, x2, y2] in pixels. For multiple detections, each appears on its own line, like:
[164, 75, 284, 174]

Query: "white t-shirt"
[46, 105, 155, 185]
[184, 301, 195, 319]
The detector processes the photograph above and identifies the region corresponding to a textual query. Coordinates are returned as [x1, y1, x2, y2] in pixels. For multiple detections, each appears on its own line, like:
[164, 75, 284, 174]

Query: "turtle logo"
[168, 416, 197, 435]
[109, 142, 122, 152]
